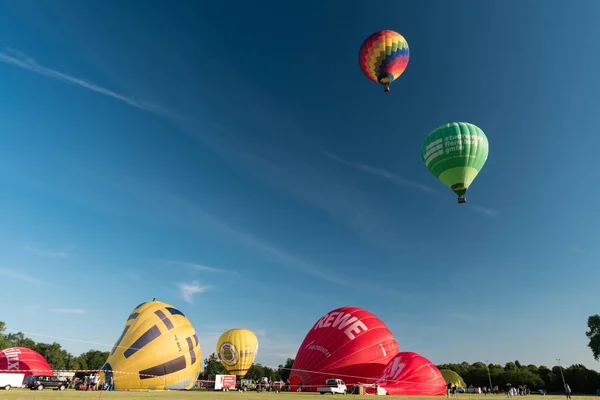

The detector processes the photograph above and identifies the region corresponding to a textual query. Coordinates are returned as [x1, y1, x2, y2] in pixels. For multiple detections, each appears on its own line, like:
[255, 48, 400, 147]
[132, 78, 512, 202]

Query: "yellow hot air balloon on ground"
[440, 369, 467, 389]
[100, 299, 202, 390]
[216, 328, 258, 376]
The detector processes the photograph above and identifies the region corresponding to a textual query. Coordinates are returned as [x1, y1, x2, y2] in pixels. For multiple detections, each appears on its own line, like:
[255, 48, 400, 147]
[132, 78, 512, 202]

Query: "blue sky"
[0, 0, 599, 371]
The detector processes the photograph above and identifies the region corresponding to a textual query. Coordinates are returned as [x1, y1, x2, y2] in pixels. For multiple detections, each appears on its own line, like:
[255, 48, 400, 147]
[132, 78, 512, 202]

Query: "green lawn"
[0, 391, 580, 400]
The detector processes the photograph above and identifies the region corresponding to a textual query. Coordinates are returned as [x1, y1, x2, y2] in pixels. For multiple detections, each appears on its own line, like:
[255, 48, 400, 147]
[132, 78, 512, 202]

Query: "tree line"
[3, 319, 600, 394]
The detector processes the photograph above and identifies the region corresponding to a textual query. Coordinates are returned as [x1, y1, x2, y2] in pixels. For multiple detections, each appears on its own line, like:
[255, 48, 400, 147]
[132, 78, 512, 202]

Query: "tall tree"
[586, 314, 600, 361]
[278, 358, 294, 382]
[0, 321, 8, 349]
[201, 352, 227, 378]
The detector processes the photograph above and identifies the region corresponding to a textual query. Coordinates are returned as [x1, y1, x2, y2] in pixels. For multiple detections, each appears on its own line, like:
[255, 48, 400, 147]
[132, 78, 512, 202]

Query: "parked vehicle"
[0, 373, 25, 390]
[25, 375, 67, 391]
[317, 378, 347, 395]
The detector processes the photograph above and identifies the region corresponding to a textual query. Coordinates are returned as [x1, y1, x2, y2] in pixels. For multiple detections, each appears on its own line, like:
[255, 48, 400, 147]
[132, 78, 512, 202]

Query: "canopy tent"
[440, 369, 466, 388]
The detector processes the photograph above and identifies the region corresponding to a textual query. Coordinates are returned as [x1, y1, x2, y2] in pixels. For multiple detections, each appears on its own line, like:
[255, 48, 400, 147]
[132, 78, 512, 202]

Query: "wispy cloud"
[123, 270, 143, 283]
[0, 47, 414, 249]
[566, 245, 596, 256]
[165, 260, 228, 273]
[470, 205, 499, 217]
[23, 244, 73, 257]
[52, 308, 87, 314]
[178, 281, 211, 304]
[323, 150, 437, 194]
[322, 150, 500, 218]
[0, 268, 47, 285]
[0, 48, 181, 120]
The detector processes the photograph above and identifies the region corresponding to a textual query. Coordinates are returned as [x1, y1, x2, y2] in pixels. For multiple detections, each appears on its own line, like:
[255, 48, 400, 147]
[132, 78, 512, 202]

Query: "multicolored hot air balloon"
[422, 122, 489, 204]
[0, 347, 53, 385]
[289, 306, 399, 391]
[100, 300, 201, 390]
[216, 328, 258, 376]
[359, 30, 409, 92]
[368, 351, 447, 396]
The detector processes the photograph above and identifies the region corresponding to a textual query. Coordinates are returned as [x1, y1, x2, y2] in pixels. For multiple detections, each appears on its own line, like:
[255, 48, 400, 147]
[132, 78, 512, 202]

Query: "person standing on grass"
[447, 382, 452, 398]
[565, 384, 571, 399]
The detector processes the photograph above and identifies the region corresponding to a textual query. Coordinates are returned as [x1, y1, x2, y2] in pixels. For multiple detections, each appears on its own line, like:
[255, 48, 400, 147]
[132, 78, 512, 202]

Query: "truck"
[214, 374, 236, 391]
[0, 373, 25, 390]
[317, 378, 347, 395]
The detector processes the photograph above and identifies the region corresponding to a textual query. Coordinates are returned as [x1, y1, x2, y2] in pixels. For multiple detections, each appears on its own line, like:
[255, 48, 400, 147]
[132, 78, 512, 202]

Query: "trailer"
[214, 374, 236, 391]
[0, 373, 25, 390]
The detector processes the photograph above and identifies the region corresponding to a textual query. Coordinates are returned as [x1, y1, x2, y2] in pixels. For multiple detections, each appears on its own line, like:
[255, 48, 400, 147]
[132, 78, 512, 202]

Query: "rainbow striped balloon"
[359, 30, 409, 92]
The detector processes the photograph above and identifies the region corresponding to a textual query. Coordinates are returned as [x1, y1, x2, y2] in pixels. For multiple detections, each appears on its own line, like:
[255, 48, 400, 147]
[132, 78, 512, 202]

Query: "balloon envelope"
[422, 122, 489, 202]
[0, 347, 53, 384]
[369, 351, 446, 396]
[216, 328, 258, 376]
[289, 306, 399, 391]
[440, 369, 466, 388]
[359, 30, 409, 92]
[101, 300, 201, 390]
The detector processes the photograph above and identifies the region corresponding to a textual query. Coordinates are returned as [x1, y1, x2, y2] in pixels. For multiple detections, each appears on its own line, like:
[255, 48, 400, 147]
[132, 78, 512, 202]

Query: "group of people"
[445, 382, 573, 398]
[71, 373, 114, 391]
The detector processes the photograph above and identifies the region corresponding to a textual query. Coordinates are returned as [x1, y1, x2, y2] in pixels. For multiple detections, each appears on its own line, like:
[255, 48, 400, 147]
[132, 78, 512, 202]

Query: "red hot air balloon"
[0, 347, 53, 384]
[367, 351, 446, 396]
[289, 306, 399, 392]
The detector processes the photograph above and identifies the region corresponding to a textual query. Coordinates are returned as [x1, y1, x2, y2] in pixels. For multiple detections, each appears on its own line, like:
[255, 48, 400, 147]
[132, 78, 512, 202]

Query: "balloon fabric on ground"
[421, 122, 489, 204]
[369, 351, 447, 396]
[359, 30, 409, 92]
[216, 328, 258, 376]
[100, 300, 201, 390]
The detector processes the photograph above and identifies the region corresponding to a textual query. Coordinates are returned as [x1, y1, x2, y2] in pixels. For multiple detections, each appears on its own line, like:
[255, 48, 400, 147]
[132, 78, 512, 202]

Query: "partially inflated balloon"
[369, 351, 446, 396]
[216, 329, 258, 376]
[440, 369, 466, 388]
[289, 306, 399, 391]
[359, 30, 409, 92]
[100, 300, 201, 390]
[0, 347, 53, 384]
[422, 122, 489, 204]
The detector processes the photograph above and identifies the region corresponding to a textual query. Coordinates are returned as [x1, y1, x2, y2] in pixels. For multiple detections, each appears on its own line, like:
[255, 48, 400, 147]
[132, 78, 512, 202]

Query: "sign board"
[214, 374, 236, 390]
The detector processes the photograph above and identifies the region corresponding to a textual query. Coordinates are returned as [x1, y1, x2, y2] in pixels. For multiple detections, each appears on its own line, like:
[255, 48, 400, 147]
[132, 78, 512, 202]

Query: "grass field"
[0, 391, 581, 400]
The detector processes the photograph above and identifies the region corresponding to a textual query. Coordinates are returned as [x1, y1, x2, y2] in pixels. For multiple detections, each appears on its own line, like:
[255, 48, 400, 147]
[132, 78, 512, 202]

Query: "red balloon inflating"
[0, 347, 53, 384]
[368, 351, 447, 396]
[289, 306, 399, 391]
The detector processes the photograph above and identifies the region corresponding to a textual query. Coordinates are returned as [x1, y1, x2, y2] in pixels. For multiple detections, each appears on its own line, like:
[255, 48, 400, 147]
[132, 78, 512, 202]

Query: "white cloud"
[471, 204, 499, 217]
[322, 150, 437, 194]
[566, 245, 596, 256]
[23, 244, 73, 257]
[123, 270, 143, 283]
[0, 268, 47, 285]
[52, 308, 87, 314]
[0, 48, 181, 120]
[178, 281, 211, 304]
[166, 260, 227, 273]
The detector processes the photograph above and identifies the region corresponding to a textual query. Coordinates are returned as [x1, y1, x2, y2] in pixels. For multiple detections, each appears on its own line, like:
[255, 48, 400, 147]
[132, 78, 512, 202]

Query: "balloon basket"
[458, 197, 466, 204]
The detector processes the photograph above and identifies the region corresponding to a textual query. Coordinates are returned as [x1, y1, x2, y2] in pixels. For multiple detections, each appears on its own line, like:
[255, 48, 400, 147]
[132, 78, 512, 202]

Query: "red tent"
[0, 347, 53, 384]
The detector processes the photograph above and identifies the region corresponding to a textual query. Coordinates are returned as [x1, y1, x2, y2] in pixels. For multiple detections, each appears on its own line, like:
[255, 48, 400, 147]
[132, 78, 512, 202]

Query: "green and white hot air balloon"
[421, 122, 489, 204]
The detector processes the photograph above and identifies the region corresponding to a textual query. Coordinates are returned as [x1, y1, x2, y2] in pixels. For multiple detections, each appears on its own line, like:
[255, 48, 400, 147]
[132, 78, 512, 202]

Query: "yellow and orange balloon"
[216, 328, 258, 376]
